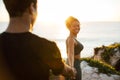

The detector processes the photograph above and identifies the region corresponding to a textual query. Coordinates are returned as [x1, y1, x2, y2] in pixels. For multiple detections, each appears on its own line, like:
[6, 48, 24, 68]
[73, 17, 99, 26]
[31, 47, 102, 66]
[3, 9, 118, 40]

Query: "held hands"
[70, 67, 77, 80]
[62, 64, 77, 79]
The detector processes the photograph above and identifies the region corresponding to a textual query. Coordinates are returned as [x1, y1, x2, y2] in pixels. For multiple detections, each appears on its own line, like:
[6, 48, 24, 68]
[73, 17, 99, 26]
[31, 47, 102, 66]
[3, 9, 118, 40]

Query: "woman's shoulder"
[66, 37, 75, 45]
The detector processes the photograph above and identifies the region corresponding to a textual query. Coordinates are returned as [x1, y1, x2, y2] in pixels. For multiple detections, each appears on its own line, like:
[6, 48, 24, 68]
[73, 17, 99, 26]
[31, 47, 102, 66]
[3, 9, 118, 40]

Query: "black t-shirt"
[0, 32, 64, 80]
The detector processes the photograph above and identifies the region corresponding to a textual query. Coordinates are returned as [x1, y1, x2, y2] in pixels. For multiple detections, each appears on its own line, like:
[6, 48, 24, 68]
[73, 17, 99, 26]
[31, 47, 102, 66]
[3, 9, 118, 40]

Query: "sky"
[0, 0, 120, 22]
[0, 0, 120, 58]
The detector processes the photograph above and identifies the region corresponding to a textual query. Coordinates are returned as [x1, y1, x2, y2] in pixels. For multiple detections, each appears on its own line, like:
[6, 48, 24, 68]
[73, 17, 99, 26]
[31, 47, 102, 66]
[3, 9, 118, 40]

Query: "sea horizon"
[0, 21, 120, 58]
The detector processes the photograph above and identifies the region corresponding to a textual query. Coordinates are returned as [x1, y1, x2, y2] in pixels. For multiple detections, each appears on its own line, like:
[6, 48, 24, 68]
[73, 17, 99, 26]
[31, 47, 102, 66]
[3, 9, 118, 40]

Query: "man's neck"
[6, 16, 32, 33]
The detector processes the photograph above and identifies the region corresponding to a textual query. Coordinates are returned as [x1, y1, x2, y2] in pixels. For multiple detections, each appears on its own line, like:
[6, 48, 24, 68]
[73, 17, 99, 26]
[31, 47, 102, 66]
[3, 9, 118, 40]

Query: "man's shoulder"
[0, 33, 4, 39]
[31, 33, 56, 45]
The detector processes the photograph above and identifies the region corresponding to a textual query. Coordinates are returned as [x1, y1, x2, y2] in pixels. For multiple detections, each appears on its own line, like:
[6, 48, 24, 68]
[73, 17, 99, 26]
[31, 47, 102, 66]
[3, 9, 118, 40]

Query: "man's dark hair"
[3, 0, 37, 17]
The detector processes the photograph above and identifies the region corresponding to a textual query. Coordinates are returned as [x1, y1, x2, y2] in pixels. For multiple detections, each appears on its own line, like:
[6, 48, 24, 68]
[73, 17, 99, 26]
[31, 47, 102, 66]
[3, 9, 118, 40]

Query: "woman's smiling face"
[69, 21, 80, 34]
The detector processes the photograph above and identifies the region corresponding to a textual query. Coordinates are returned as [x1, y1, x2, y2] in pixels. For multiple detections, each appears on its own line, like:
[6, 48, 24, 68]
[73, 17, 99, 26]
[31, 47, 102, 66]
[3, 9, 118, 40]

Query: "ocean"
[0, 21, 120, 58]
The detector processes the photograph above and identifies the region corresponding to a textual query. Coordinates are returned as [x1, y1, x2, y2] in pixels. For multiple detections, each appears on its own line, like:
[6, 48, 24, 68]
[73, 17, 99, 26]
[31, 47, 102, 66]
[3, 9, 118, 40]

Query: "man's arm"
[42, 41, 75, 77]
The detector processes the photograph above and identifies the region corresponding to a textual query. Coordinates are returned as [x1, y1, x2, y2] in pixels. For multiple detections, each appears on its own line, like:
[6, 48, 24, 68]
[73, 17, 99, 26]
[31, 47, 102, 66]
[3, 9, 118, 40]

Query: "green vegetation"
[80, 58, 120, 76]
[101, 42, 120, 63]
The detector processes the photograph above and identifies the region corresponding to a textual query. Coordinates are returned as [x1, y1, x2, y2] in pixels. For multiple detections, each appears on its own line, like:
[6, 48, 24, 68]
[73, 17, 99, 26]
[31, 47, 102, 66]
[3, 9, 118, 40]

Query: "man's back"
[0, 32, 64, 80]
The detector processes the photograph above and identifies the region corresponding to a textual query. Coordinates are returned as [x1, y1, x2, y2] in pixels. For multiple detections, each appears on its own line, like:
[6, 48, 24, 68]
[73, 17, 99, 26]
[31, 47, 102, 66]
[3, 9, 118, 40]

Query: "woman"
[65, 16, 84, 80]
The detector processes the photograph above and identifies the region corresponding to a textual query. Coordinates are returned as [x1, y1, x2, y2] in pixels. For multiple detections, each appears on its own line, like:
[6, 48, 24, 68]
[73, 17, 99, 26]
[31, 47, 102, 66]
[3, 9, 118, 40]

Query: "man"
[0, 0, 75, 80]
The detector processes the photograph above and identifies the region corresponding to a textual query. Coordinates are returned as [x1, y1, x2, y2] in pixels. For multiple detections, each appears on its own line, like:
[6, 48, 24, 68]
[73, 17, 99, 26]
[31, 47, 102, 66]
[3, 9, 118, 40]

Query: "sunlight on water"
[0, 22, 120, 58]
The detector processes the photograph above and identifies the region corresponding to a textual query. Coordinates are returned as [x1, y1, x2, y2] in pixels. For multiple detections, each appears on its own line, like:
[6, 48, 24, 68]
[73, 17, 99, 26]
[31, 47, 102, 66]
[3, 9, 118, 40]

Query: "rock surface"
[81, 61, 120, 80]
